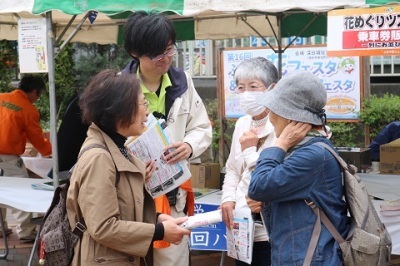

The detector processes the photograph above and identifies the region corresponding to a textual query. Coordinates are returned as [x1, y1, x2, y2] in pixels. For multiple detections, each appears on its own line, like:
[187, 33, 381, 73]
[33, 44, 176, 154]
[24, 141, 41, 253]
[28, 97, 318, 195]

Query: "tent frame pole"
[46, 12, 59, 187]
[44, 11, 90, 185]
[55, 15, 77, 45]
[56, 12, 90, 57]
[240, 12, 322, 78]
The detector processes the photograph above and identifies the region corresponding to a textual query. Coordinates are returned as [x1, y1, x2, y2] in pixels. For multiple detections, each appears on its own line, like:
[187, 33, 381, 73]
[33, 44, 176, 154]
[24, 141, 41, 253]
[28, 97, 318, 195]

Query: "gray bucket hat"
[257, 70, 327, 125]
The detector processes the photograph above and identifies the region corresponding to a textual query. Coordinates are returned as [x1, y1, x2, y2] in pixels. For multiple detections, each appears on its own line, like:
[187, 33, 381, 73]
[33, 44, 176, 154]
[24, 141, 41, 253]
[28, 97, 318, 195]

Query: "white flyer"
[181, 209, 222, 229]
[126, 117, 190, 198]
[226, 207, 254, 264]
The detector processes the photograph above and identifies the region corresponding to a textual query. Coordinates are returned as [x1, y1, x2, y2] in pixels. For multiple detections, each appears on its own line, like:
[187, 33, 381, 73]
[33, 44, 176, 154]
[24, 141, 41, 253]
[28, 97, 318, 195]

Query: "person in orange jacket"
[0, 75, 52, 241]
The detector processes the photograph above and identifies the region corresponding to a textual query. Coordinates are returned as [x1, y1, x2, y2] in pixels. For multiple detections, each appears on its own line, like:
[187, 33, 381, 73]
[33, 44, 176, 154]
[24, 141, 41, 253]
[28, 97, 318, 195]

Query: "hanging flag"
[88, 10, 98, 24]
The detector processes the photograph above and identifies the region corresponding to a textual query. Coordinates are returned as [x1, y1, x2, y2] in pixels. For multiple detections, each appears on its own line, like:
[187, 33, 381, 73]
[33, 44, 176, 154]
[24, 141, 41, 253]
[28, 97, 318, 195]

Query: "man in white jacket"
[221, 57, 278, 266]
[122, 11, 212, 266]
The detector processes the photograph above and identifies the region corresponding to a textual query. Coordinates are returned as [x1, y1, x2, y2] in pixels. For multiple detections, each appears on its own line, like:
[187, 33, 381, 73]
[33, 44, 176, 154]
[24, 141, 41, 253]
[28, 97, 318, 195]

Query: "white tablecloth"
[0, 176, 53, 213]
[359, 173, 400, 201]
[359, 173, 400, 255]
[22, 156, 53, 179]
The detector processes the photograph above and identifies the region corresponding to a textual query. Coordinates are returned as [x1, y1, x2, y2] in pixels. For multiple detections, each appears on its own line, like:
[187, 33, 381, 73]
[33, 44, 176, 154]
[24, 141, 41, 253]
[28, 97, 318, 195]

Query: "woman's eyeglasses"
[149, 47, 177, 62]
[235, 85, 265, 94]
[139, 99, 149, 108]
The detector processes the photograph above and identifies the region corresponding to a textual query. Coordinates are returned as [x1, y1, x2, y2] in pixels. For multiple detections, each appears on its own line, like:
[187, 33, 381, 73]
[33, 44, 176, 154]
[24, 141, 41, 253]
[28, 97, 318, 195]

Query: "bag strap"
[303, 201, 322, 266]
[73, 143, 120, 186]
[306, 200, 346, 244]
[308, 142, 349, 244]
[303, 200, 346, 266]
[315, 142, 370, 228]
[314, 142, 348, 169]
[71, 143, 119, 238]
[77, 143, 109, 160]
[303, 142, 347, 266]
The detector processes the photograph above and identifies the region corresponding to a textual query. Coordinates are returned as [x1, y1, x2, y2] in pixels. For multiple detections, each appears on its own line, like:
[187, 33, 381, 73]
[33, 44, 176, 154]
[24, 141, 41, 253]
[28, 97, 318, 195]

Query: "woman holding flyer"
[221, 57, 278, 266]
[66, 69, 190, 265]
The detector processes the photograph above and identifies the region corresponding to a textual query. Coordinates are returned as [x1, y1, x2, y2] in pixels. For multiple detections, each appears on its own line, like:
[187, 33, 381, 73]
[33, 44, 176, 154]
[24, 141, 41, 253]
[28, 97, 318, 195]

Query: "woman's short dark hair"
[79, 69, 140, 132]
[124, 11, 176, 59]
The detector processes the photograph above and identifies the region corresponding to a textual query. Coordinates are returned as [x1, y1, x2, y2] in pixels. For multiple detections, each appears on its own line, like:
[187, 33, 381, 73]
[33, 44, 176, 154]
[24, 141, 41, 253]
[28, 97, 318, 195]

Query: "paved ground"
[1, 209, 399, 266]
[0, 227, 37, 265]
[0, 228, 234, 266]
[0, 209, 235, 266]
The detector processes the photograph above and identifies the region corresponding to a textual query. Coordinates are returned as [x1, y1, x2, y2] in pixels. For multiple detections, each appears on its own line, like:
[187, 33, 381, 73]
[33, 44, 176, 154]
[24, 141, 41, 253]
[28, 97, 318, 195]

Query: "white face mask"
[239, 91, 266, 117]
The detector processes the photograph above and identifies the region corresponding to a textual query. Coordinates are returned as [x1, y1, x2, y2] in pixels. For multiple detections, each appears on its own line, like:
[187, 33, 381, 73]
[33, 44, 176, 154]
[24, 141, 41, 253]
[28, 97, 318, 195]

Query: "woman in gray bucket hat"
[247, 70, 350, 265]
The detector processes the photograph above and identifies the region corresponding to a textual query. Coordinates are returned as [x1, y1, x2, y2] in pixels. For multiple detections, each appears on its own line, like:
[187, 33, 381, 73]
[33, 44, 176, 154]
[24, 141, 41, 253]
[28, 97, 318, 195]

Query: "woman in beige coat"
[66, 69, 190, 265]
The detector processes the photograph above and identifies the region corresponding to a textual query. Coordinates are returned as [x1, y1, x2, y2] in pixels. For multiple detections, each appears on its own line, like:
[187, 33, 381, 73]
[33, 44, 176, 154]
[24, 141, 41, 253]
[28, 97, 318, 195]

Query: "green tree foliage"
[0, 40, 17, 92]
[330, 94, 400, 148]
[204, 98, 235, 164]
[73, 43, 130, 88]
[329, 122, 364, 148]
[358, 94, 400, 139]
[55, 45, 77, 116]
[1, 41, 77, 128]
[35, 45, 77, 129]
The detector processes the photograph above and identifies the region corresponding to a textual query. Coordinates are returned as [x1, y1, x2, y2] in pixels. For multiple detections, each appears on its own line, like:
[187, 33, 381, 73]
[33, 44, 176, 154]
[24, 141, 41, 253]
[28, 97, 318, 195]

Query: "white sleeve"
[221, 118, 247, 204]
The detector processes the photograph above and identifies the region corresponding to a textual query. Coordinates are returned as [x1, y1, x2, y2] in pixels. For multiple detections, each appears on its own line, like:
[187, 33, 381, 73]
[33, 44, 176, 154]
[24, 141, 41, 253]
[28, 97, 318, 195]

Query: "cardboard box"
[380, 139, 400, 174]
[337, 147, 371, 173]
[190, 163, 220, 189]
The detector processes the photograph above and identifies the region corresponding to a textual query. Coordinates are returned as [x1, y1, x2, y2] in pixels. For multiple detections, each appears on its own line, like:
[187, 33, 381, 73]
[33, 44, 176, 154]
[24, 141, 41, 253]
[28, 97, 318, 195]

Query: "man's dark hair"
[79, 69, 141, 132]
[124, 11, 176, 59]
[19, 75, 46, 94]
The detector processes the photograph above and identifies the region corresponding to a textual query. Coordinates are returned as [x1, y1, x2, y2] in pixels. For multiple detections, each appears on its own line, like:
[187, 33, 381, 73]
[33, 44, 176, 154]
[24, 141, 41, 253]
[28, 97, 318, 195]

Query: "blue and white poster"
[190, 203, 226, 251]
[222, 46, 361, 120]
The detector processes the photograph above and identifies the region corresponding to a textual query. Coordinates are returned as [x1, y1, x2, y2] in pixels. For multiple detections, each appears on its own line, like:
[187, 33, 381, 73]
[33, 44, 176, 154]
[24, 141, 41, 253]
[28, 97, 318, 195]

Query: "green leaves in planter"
[328, 122, 364, 148]
[358, 93, 400, 139]
[204, 99, 235, 164]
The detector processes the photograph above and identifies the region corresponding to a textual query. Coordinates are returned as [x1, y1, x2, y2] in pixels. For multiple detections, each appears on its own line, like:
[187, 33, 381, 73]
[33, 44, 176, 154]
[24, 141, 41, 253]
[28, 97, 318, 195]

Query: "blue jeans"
[235, 241, 271, 266]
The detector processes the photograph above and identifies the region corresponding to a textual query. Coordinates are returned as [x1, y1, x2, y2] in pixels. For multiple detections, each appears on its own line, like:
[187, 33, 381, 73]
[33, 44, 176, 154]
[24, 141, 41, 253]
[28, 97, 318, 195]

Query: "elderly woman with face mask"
[248, 70, 350, 266]
[220, 57, 278, 266]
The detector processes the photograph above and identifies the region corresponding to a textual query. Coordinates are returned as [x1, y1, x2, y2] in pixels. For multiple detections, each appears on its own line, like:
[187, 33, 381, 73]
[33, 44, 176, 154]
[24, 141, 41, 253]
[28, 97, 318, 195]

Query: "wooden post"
[361, 56, 371, 147]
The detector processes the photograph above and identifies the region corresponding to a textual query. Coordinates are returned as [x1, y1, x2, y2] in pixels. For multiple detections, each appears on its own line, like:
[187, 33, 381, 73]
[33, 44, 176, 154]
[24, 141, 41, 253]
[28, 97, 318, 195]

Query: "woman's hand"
[157, 213, 175, 223]
[275, 121, 311, 151]
[162, 217, 191, 245]
[239, 129, 258, 151]
[220, 201, 235, 230]
[145, 160, 156, 181]
[245, 195, 262, 213]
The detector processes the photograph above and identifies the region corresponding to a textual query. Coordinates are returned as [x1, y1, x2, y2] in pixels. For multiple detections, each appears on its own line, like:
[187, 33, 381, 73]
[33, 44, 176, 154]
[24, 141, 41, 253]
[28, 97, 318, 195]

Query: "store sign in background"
[327, 6, 400, 56]
[222, 47, 361, 120]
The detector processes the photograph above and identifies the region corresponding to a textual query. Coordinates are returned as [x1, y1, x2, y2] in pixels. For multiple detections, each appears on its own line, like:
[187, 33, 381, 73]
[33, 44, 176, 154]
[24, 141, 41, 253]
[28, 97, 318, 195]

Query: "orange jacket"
[153, 179, 194, 248]
[0, 89, 51, 156]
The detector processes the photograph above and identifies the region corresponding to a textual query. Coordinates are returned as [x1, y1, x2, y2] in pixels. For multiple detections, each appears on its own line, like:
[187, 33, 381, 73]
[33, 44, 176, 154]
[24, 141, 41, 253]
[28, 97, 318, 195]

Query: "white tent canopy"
[0, 0, 372, 185]
[0, 0, 370, 43]
[0, 11, 121, 45]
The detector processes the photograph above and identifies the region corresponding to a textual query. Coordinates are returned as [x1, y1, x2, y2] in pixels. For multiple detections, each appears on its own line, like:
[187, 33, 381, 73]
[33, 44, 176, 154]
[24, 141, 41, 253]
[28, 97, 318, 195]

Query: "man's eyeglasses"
[149, 47, 177, 62]
[235, 85, 265, 94]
